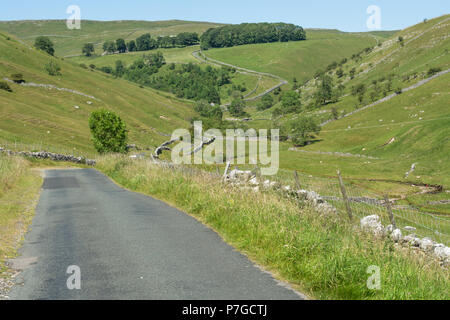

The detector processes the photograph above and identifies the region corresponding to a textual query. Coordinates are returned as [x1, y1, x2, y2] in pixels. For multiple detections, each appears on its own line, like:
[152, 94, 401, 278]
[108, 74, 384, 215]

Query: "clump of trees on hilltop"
[200, 23, 306, 49]
[94, 32, 199, 56]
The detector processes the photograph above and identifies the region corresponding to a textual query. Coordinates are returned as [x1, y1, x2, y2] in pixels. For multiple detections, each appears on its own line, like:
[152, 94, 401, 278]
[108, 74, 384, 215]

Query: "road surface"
[9, 169, 303, 300]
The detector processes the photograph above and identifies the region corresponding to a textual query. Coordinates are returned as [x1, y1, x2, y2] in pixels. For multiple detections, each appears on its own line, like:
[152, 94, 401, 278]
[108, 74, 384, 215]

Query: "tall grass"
[0, 155, 42, 274]
[97, 155, 449, 300]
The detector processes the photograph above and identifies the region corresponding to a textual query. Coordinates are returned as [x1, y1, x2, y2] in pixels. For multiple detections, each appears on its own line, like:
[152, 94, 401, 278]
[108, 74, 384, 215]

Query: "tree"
[45, 61, 61, 76]
[281, 91, 301, 113]
[292, 77, 299, 90]
[290, 117, 321, 147]
[103, 41, 116, 54]
[82, 43, 95, 57]
[127, 40, 137, 52]
[34, 36, 55, 56]
[136, 33, 153, 51]
[114, 60, 126, 77]
[194, 100, 223, 121]
[331, 107, 339, 120]
[257, 94, 274, 111]
[315, 74, 333, 106]
[116, 38, 127, 53]
[336, 68, 344, 78]
[349, 68, 356, 79]
[89, 109, 128, 154]
[229, 98, 247, 117]
[398, 36, 404, 47]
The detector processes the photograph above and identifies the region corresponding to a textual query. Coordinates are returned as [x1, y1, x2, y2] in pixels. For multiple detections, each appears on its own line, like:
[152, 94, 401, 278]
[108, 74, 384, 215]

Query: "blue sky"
[1, 0, 449, 31]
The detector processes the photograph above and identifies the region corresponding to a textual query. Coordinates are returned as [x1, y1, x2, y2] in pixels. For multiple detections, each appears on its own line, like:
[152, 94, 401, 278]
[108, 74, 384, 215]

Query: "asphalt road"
[9, 169, 303, 300]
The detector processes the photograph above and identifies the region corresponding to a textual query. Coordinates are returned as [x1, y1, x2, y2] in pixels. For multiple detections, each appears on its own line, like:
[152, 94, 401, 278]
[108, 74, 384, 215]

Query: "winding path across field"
[192, 50, 288, 107]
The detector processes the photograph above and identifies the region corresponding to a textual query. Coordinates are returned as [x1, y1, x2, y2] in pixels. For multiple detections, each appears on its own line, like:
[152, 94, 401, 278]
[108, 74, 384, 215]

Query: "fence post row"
[337, 170, 353, 221]
[384, 195, 397, 228]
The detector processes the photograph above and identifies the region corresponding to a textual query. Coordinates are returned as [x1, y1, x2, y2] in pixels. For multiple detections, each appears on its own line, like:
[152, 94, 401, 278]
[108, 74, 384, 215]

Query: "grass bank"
[97, 155, 449, 300]
[0, 155, 42, 292]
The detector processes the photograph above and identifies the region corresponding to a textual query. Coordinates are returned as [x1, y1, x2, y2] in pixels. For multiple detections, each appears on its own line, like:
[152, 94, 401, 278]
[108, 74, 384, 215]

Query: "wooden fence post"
[384, 195, 397, 228]
[337, 170, 353, 221]
[294, 171, 301, 190]
[223, 161, 231, 180]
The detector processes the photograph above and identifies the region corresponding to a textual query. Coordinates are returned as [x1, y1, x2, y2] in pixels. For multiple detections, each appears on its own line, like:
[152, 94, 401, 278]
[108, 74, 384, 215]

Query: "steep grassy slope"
[0, 32, 194, 156]
[203, 29, 379, 83]
[300, 15, 450, 124]
[0, 20, 223, 57]
[303, 74, 450, 183]
[299, 15, 450, 183]
[217, 16, 449, 216]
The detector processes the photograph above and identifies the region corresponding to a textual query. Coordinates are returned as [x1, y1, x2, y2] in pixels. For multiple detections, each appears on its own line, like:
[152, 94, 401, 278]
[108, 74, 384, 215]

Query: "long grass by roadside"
[0, 155, 42, 293]
[97, 155, 449, 300]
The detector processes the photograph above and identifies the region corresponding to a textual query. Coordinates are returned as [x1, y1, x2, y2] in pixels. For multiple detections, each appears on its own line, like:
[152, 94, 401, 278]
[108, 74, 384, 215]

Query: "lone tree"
[82, 43, 95, 57]
[229, 98, 248, 117]
[315, 74, 333, 106]
[89, 109, 128, 154]
[290, 117, 321, 147]
[281, 91, 301, 113]
[257, 93, 274, 111]
[44, 61, 61, 76]
[34, 36, 55, 56]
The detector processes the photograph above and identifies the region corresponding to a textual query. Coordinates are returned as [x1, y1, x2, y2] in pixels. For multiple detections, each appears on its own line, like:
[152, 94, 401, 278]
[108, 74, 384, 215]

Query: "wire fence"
[271, 169, 450, 245]
[1, 139, 448, 245]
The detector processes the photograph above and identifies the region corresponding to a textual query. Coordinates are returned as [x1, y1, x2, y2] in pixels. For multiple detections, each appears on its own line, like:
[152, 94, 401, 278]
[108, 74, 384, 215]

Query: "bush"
[79, 63, 87, 69]
[89, 109, 128, 154]
[10, 73, 25, 84]
[44, 61, 61, 76]
[0, 81, 12, 92]
[99, 66, 113, 74]
[427, 67, 442, 77]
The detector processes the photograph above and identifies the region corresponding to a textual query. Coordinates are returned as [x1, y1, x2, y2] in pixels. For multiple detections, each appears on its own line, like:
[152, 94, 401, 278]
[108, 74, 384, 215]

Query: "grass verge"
[97, 155, 449, 300]
[0, 155, 42, 297]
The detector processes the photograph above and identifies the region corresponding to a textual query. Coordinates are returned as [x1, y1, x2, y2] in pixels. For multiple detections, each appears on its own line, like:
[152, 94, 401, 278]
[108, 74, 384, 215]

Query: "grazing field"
[204, 30, 380, 83]
[0, 20, 223, 57]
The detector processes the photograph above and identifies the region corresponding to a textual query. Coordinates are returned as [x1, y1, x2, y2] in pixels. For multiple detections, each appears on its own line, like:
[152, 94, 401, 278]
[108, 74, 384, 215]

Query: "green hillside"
[302, 14, 450, 175]
[0, 31, 195, 156]
[203, 29, 380, 83]
[0, 20, 223, 57]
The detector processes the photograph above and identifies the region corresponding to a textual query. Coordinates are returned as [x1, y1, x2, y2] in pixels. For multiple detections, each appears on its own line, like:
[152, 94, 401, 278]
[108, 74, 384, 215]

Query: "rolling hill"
[0, 31, 195, 156]
[203, 29, 382, 83]
[0, 20, 223, 57]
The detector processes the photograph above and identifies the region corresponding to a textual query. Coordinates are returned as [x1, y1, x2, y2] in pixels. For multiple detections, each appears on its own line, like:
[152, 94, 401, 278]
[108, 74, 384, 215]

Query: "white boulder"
[361, 215, 385, 236]
[390, 229, 402, 242]
[419, 238, 435, 252]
